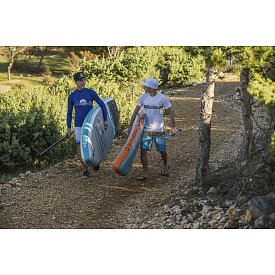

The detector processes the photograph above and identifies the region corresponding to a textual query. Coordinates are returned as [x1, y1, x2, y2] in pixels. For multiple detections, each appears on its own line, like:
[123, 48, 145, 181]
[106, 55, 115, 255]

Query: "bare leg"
[160, 151, 169, 175]
[141, 149, 148, 177]
[136, 149, 148, 180]
[160, 151, 168, 167]
[77, 144, 88, 171]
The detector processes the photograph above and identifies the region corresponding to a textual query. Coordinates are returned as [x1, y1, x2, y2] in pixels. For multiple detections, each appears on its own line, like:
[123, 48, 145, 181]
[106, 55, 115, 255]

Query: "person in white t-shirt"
[127, 78, 176, 181]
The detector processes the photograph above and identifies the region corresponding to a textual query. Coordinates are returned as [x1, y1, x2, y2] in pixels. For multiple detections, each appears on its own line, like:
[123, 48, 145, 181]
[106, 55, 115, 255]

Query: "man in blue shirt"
[66, 72, 108, 179]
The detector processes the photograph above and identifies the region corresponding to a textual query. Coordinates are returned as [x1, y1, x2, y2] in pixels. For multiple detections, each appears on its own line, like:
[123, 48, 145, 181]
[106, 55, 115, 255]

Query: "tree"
[35, 46, 51, 71]
[229, 47, 274, 166]
[239, 67, 253, 165]
[194, 47, 225, 186]
[107, 46, 125, 58]
[6, 46, 29, 80]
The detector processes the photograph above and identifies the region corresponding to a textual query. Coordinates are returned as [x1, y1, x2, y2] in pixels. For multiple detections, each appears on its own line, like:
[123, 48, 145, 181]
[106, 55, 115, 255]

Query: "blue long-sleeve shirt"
[66, 88, 108, 128]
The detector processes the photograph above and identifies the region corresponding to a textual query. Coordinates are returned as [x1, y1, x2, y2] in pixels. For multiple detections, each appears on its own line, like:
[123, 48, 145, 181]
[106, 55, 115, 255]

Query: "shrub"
[0, 85, 72, 170]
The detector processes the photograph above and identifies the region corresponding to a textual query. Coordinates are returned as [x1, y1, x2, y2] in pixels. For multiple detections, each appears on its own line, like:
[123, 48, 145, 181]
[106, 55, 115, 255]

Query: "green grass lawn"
[0, 72, 43, 93]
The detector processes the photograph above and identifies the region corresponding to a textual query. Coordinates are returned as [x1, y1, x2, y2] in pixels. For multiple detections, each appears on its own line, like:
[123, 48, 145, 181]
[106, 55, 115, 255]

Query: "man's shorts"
[140, 133, 166, 152]
[74, 127, 82, 144]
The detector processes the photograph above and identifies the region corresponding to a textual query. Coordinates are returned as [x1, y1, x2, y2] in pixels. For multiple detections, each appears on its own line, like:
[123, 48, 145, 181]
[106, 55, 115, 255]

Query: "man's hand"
[171, 128, 176, 136]
[66, 128, 72, 138]
[126, 124, 132, 135]
[104, 120, 109, 129]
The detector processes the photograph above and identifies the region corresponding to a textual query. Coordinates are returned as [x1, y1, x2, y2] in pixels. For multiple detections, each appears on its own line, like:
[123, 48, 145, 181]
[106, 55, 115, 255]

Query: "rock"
[268, 212, 275, 222]
[207, 187, 216, 194]
[193, 222, 200, 229]
[214, 213, 223, 221]
[243, 210, 253, 222]
[255, 216, 269, 228]
[176, 214, 182, 221]
[187, 214, 194, 222]
[208, 219, 218, 227]
[218, 72, 225, 79]
[209, 209, 219, 217]
[170, 205, 181, 214]
[219, 217, 227, 224]
[224, 199, 234, 207]
[226, 207, 238, 217]
[174, 225, 182, 229]
[181, 217, 188, 225]
[238, 196, 248, 206]
[202, 205, 212, 216]
[248, 192, 275, 219]
[141, 223, 149, 229]
[164, 205, 170, 213]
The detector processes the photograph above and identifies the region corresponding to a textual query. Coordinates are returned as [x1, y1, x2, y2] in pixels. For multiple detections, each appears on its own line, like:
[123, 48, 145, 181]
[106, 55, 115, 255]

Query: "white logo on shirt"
[79, 99, 87, 105]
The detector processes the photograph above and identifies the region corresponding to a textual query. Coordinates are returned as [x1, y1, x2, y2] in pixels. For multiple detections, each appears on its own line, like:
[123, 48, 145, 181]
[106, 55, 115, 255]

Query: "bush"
[0, 85, 72, 170]
[158, 47, 205, 87]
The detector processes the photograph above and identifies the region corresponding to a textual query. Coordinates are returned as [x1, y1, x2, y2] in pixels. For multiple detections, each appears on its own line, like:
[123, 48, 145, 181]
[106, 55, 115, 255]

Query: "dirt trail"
[0, 76, 241, 228]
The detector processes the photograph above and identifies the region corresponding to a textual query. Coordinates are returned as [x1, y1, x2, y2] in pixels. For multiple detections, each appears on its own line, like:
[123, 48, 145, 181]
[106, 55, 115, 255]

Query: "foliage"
[0, 85, 72, 170]
[157, 47, 205, 86]
[248, 74, 275, 106]
[80, 46, 204, 87]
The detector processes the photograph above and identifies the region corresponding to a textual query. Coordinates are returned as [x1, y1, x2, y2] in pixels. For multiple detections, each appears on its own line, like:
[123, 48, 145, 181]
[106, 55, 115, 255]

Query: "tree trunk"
[266, 106, 275, 186]
[7, 46, 28, 80]
[238, 68, 253, 166]
[196, 62, 217, 186]
[107, 46, 123, 58]
[7, 55, 14, 81]
[38, 47, 48, 71]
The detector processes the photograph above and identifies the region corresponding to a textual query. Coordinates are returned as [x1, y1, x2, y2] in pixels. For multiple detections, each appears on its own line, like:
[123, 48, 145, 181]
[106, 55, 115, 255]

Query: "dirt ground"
[0, 75, 242, 228]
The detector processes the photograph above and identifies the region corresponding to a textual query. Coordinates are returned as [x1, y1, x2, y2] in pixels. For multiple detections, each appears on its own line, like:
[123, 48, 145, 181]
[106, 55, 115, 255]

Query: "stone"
[176, 214, 182, 221]
[244, 210, 253, 222]
[193, 222, 200, 229]
[268, 212, 275, 221]
[208, 219, 218, 227]
[141, 223, 149, 229]
[255, 216, 269, 228]
[207, 187, 216, 194]
[181, 218, 188, 225]
[248, 192, 275, 219]
[202, 205, 212, 216]
[224, 200, 234, 207]
[238, 196, 248, 205]
[164, 205, 170, 213]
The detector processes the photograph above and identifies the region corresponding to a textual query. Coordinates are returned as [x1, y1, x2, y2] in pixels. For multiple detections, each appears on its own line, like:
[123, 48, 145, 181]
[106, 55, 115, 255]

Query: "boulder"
[248, 193, 275, 219]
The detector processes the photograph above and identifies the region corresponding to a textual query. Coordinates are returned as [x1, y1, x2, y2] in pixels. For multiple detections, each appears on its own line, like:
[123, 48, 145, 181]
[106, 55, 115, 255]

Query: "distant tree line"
[0, 47, 128, 80]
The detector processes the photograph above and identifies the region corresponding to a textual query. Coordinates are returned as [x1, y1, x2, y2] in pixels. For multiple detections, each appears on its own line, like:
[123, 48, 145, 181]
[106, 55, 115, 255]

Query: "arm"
[127, 105, 141, 134]
[66, 95, 73, 136]
[162, 95, 176, 133]
[93, 92, 108, 128]
[166, 106, 176, 133]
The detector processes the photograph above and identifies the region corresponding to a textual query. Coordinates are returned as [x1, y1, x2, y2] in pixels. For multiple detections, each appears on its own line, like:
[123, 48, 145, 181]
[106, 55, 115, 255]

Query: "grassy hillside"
[0, 48, 71, 93]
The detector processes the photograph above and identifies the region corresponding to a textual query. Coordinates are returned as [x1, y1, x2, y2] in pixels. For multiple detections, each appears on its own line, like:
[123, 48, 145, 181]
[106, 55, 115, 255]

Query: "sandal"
[161, 164, 170, 176]
[136, 175, 148, 181]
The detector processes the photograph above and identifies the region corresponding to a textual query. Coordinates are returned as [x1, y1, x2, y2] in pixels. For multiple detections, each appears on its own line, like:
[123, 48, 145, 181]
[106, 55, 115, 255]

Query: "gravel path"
[0, 76, 242, 229]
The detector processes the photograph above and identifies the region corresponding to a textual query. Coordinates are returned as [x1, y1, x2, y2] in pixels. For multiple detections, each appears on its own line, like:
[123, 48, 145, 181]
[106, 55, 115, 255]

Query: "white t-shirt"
[137, 92, 172, 132]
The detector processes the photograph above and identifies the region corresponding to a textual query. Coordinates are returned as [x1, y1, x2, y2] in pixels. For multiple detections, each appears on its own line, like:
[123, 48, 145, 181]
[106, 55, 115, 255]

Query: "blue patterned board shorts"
[140, 134, 166, 152]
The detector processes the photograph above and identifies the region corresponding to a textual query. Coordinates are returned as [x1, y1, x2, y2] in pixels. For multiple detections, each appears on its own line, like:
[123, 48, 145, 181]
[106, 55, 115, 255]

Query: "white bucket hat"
[140, 78, 159, 90]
